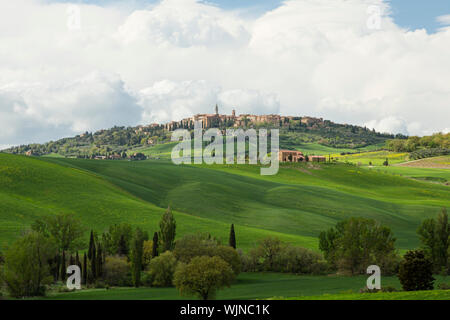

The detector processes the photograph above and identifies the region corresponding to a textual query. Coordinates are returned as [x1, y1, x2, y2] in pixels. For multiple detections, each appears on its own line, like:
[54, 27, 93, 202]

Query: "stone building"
[278, 150, 306, 162]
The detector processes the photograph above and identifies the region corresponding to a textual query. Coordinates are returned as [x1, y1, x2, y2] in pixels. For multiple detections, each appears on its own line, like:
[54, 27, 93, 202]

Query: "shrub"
[173, 256, 234, 300]
[437, 283, 450, 290]
[173, 234, 219, 263]
[240, 237, 326, 274]
[277, 246, 326, 274]
[146, 251, 177, 287]
[398, 250, 435, 291]
[381, 286, 398, 293]
[103, 255, 131, 287]
[174, 234, 241, 276]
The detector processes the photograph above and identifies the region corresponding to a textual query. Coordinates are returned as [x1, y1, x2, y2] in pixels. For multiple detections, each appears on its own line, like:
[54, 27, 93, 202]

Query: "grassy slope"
[0, 153, 314, 250]
[41, 273, 448, 300]
[41, 156, 450, 251]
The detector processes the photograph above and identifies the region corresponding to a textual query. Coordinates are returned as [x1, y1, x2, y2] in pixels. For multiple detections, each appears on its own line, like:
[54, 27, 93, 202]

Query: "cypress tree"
[96, 245, 103, 278]
[76, 251, 81, 269]
[83, 252, 88, 285]
[158, 206, 176, 252]
[229, 224, 236, 249]
[131, 228, 145, 287]
[152, 232, 159, 257]
[118, 234, 128, 256]
[88, 230, 95, 260]
[90, 242, 97, 281]
[60, 251, 66, 281]
[55, 253, 61, 281]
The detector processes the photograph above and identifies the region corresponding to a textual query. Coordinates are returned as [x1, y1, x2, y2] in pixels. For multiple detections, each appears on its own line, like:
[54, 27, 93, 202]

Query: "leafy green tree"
[159, 206, 176, 252]
[32, 213, 84, 253]
[101, 223, 133, 256]
[319, 218, 398, 275]
[229, 224, 236, 249]
[418, 208, 449, 273]
[398, 250, 435, 291]
[2, 232, 56, 297]
[146, 251, 178, 287]
[131, 228, 146, 287]
[174, 256, 234, 300]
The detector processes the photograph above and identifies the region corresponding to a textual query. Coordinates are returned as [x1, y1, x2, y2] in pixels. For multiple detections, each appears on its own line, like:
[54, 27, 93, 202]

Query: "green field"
[279, 290, 450, 300]
[332, 150, 409, 165]
[1, 152, 449, 252]
[365, 166, 450, 184]
[37, 273, 449, 300]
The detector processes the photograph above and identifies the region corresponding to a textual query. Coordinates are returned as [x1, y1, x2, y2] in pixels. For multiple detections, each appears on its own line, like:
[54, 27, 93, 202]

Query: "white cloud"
[117, 0, 250, 47]
[0, 72, 141, 146]
[364, 116, 408, 135]
[137, 80, 279, 124]
[437, 14, 450, 26]
[0, 0, 449, 147]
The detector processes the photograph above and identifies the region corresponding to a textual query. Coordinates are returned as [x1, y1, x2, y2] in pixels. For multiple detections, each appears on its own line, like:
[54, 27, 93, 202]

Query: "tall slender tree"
[83, 252, 88, 285]
[152, 232, 159, 258]
[229, 224, 236, 249]
[96, 245, 103, 278]
[55, 253, 61, 281]
[118, 234, 128, 256]
[90, 243, 97, 281]
[75, 251, 81, 269]
[60, 251, 66, 281]
[159, 206, 176, 252]
[88, 230, 95, 259]
[131, 228, 145, 287]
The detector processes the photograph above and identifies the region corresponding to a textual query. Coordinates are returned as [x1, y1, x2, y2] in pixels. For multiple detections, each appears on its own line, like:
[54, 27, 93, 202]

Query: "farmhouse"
[278, 150, 327, 163]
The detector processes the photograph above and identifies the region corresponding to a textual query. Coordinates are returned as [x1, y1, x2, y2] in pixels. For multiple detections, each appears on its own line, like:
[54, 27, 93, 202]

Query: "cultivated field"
[396, 155, 450, 169]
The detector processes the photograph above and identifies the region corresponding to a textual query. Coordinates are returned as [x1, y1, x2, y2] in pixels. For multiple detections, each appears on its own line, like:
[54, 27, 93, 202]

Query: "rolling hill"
[1, 152, 448, 252]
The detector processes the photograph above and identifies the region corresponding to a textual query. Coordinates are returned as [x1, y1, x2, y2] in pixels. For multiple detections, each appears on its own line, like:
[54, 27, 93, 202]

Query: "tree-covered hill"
[3, 116, 398, 158]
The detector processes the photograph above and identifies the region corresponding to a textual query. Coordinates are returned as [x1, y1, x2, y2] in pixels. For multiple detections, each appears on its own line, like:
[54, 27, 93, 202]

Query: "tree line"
[0, 207, 448, 299]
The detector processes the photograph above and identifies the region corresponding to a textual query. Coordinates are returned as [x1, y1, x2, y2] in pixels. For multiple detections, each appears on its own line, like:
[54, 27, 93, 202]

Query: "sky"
[1, 0, 450, 149]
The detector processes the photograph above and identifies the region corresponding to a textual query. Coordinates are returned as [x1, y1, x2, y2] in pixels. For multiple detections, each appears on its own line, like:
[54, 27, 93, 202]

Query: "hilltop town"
[143, 105, 326, 131]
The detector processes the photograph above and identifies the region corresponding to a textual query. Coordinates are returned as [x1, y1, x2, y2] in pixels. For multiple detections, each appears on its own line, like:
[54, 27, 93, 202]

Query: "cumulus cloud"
[137, 80, 280, 124]
[0, 72, 141, 146]
[364, 116, 408, 135]
[117, 0, 250, 47]
[0, 0, 449, 147]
